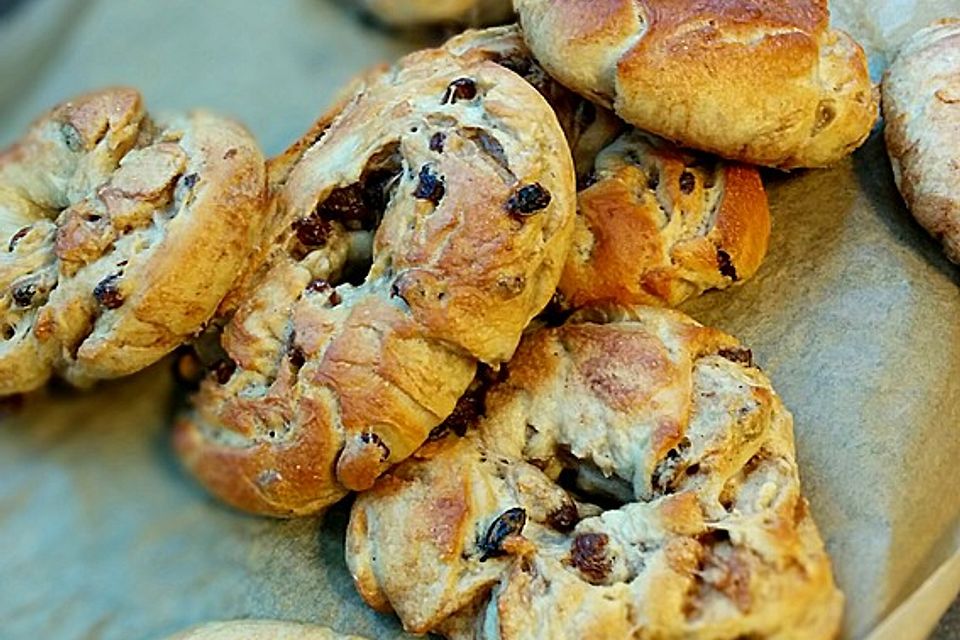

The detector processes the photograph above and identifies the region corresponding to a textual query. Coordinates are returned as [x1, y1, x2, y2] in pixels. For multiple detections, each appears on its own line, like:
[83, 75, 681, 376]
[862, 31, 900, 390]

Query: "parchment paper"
[0, 1, 958, 639]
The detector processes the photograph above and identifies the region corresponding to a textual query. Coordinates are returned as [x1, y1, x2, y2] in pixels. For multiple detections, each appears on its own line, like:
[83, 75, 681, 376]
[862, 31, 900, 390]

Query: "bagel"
[347, 306, 843, 639]
[444, 27, 771, 309]
[882, 19, 960, 263]
[173, 48, 576, 516]
[514, 0, 878, 169]
[0, 87, 266, 395]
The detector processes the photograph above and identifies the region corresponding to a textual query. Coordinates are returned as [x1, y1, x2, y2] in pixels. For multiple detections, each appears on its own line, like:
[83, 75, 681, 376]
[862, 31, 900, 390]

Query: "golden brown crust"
[347, 306, 843, 639]
[0, 88, 267, 395]
[559, 131, 770, 309]
[165, 621, 367, 640]
[882, 19, 960, 263]
[175, 48, 576, 516]
[514, 0, 878, 168]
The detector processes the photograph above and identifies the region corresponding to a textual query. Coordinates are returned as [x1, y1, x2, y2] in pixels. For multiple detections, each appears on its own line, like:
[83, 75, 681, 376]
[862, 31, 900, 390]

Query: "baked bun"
[347, 306, 843, 639]
[882, 19, 960, 262]
[174, 48, 576, 516]
[165, 621, 366, 640]
[359, 0, 513, 28]
[0, 87, 266, 395]
[514, 0, 878, 169]
[559, 130, 770, 309]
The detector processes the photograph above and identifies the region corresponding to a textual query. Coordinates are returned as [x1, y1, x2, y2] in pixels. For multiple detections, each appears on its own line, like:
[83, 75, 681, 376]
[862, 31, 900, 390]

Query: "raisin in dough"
[559, 130, 770, 309]
[347, 306, 843, 639]
[0, 88, 266, 395]
[445, 27, 771, 309]
[174, 48, 576, 517]
[514, 0, 878, 169]
[165, 621, 367, 640]
[359, 0, 513, 28]
[883, 19, 960, 263]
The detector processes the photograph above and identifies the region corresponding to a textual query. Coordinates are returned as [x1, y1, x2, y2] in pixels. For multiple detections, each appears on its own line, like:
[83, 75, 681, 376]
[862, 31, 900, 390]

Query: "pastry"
[0, 87, 266, 395]
[165, 621, 367, 640]
[174, 48, 576, 516]
[882, 19, 960, 263]
[446, 27, 770, 309]
[559, 130, 770, 309]
[347, 306, 843, 639]
[359, 0, 513, 28]
[514, 0, 878, 169]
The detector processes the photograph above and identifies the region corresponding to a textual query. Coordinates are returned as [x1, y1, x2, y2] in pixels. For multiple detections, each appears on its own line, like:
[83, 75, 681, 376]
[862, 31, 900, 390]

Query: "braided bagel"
[514, 0, 878, 169]
[174, 48, 576, 516]
[0, 88, 266, 395]
[347, 307, 843, 639]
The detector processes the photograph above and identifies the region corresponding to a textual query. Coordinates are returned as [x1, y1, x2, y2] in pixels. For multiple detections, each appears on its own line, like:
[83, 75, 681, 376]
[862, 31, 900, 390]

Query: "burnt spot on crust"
[212, 358, 237, 385]
[480, 507, 526, 561]
[429, 132, 446, 153]
[505, 183, 551, 216]
[717, 249, 739, 281]
[442, 77, 478, 104]
[569, 533, 611, 583]
[413, 165, 445, 205]
[546, 500, 580, 532]
[8, 227, 30, 252]
[360, 432, 390, 462]
[717, 347, 753, 367]
[292, 215, 333, 247]
[679, 170, 696, 194]
[11, 283, 37, 307]
[93, 274, 124, 309]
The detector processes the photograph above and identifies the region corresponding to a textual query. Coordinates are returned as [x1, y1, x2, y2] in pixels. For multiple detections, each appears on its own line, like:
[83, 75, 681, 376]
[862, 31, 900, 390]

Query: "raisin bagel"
[347, 306, 843, 639]
[174, 48, 576, 516]
[445, 27, 771, 309]
[0, 88, 266, 395]
[514, 0, 878, 169]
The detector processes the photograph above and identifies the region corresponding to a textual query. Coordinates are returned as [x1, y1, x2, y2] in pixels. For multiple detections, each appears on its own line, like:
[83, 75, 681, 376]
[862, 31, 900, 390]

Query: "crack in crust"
[174, 47, 576, 517]
[0, 87, 267, 394]
[346, 306, 843, 639]
[514, 0, 877, 168]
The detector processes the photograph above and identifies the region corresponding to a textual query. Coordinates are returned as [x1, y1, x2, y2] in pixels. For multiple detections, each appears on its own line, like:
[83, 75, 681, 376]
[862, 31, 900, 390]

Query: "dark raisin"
[429, 390, 483, 441]
[307, 279, 332, 294]
[328, 290, 341, 307]
[505, 183, 551, 216]
[679, 170, 696, 194]
[223, 148, 238, 160]
[442, 77, 478, 104]
[717, 248, 739, 281]
[212, 358, 237, 385]
[569, 533, 611, 583]
[577, 172, 598, 191]
[685, 463, 701, 476]
[8, 227, 29, 252]
[61, 122, 83, 151]
[429, 132, 446, 153]
[646, 170, 660, 191]
[651, 447, 683, 494]
[479, 507, 526, 561]
[316, 183, 367, 221]
[182, 173, 199, 189]
[360, 432, 390, 462]
[413, 165, 445, 205]
[93, 274, 124, 309]
[495, 54, 533, 78]
[292, 215, 332, 247]
[463, 128, 510, 173]
[718, 347, 753, 367]
[288, 343, 305, 370]
[12, 283, 37, 307]
[546, 501, 579, 532]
